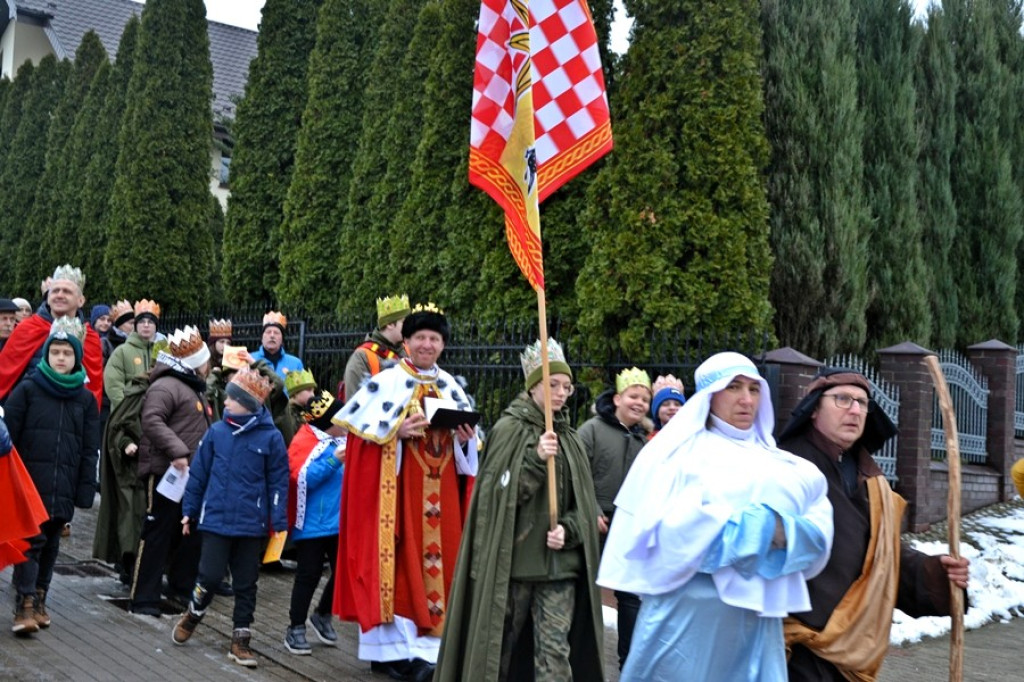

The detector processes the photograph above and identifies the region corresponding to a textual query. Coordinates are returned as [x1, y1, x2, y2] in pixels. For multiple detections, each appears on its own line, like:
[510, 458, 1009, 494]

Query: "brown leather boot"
[33, 590, 50, 628]
[12, 595, 39, 635]
[228, 628, 258, 668]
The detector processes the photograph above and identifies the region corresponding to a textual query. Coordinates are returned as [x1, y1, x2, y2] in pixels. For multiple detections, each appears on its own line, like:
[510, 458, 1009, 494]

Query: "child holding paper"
[172, 367, 289, 668]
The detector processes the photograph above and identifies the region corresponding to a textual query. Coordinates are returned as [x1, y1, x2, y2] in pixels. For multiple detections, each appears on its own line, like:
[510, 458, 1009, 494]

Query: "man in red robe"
[332, 304, 478, 682]
[0, 265, 103, 411]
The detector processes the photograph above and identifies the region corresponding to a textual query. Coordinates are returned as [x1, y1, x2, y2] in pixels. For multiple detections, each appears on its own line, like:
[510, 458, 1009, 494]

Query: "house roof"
[4, 0, 257, 119]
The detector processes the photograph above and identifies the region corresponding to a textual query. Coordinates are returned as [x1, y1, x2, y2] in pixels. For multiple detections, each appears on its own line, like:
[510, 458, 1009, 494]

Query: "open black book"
[424, 397, 481, 430]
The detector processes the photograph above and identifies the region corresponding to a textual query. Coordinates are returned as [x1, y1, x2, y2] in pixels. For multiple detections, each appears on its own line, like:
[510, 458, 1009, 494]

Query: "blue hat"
[89, 304, 111, 328]
[651, 386, 686, 429]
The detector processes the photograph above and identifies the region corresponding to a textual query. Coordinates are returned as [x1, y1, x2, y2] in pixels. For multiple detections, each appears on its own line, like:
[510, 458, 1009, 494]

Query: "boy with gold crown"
[5, 316, 100, 635]
[173, 366, 289, 667]
[332, 303, 479, 682]
[577, 366, 652, 669]
[341, 294, 410, 400]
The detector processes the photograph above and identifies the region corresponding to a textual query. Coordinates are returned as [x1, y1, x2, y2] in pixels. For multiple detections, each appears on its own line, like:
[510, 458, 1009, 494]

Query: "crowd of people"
[0, 264, 973, 681]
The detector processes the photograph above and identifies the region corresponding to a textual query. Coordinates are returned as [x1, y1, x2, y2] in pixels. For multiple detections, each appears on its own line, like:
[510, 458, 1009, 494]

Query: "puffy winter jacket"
[137, 363, 212, 480]
[104, 332, 156, 409]
[183, 407, 289, 537]
[287, 424, 343, 541]
[5, 375, 100, 521]
[577, 389, 650, 515]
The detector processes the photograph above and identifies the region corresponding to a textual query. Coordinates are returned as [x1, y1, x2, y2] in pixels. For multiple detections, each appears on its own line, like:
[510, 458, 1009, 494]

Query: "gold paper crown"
[208, 318, 232, 337]
[376, 294, 410, 326]
[49, 315, 86, 342]
[303, 389, 340, 423]
[652, 374, 684, 395]
[133, 299, 161, 318]
[51, 264, 85, 291]
[230, 366, 272, 404]
[110, 299, 133, 322]
[520, 338, 568, 379]
[284, 368, 316, 395]
[263, 311, 287, 328]
[410, 302, 444, 315]
[616, 367, 652, 394]
[168, 326, 205, 359]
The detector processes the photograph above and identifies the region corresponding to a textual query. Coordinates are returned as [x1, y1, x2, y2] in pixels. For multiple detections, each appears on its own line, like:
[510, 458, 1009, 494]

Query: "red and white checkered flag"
[470, 0, 612, 291]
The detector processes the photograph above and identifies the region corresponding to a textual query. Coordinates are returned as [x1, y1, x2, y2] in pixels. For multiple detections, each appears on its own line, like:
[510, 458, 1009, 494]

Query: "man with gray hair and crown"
[0, 265, 104, 411]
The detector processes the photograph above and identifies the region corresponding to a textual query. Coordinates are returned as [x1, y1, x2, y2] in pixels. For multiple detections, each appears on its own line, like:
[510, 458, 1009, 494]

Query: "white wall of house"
[209, 147, 229, 211]
[1, 21, 53, 79]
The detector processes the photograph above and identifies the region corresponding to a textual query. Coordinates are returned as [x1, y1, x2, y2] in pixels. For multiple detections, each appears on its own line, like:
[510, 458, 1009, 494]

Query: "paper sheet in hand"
[156, 466, 188, 502]
[263, 531, 288, 564]
[423, 396, 481, 430]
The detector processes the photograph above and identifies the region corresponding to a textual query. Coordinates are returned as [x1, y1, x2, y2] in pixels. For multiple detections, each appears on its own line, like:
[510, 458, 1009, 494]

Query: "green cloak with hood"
[435, 394, 604, 682]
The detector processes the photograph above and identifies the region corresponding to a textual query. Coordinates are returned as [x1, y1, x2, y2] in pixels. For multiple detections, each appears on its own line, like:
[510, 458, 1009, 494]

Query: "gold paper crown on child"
[168, 326, 205, 359]
[376, 294, 410, 326]
[49, 315, 86, 342]
[52, 264, 85, 291]
[284, 368, 316, 395]
[133, 299, 161, 318]
[303, 389, 340, 423]
[616, 367, 652, 394]
[410, 302, 444, 315]
[230, 366, 272, 404]
[652, 374, 684, 395]
[263, 311, 287, 328]
[110, 299, 134, 321]
[209, 318, 232, 337]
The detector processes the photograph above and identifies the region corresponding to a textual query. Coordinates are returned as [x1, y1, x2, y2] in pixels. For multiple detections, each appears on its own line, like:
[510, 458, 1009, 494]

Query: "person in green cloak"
[435, 338, 604, 682]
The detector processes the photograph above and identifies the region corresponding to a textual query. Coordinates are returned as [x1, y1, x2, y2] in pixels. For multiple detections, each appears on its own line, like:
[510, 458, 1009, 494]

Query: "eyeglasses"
[822, 392, 871, 412]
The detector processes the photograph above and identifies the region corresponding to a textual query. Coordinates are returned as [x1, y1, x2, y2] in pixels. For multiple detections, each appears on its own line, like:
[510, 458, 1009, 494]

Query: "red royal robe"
[0, 445, 49, 569]
[0, 314, 104, 411]
[334, 422, 473, 636]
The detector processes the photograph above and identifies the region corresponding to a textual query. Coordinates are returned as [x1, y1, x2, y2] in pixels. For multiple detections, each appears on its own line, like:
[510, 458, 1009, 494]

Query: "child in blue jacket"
[172, 367, 288, 668]
[283, 388, 345, 655]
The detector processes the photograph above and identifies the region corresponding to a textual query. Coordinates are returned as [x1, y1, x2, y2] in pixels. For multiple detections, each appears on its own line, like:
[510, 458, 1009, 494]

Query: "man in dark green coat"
[436, 339, 604, 682]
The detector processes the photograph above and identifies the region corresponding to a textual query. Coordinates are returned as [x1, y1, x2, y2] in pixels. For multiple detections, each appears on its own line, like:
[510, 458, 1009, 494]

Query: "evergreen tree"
[276, 0, 385, 310]
[339, 0, 427, 308]
[343, 0, 441, 314]
[104, 0, 216, 310]
[208, 195, 226, 303]
[221, 0, 322, 304]
[0, 62, 34, 294]
[75, 16, 140, 303]
[0, 56, 68, 296]
[30, 31, 108, 276]
[762, 0, 869, 358]
[856, 0, 930, 348]
[575, 0, 774, 360]
[915, 7, 958, 347]
[0, 78, 9, 133]
[947, 0, 1022, 344]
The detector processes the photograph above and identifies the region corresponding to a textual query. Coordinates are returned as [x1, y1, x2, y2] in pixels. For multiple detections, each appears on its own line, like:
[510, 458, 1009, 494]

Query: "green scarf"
[37, 360, 86, 392]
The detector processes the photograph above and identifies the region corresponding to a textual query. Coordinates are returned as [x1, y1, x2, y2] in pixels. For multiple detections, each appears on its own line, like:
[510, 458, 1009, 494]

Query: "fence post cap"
[876, 342, 935, 357]
[966, 339, 1016, 352]
[763, 347, 822, 366]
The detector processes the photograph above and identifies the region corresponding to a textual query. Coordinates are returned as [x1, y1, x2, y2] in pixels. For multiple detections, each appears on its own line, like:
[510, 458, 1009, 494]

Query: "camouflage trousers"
[500, 578, 575, 682]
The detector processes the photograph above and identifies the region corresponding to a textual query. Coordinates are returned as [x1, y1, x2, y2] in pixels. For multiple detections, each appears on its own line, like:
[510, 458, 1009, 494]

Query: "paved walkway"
[2, 497, 1020, 681]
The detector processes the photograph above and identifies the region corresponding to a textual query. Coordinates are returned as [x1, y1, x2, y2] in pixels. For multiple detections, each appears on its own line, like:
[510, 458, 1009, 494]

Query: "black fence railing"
[158, 307, 770, 430]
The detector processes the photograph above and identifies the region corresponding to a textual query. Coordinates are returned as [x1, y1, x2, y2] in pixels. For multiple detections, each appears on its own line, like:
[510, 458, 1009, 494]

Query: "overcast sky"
[172, 0, 937, 52]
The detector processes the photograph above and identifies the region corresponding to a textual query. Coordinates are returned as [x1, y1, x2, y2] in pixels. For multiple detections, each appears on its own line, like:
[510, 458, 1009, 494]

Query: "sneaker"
[33, 590, 51, 629]
[172, 607, 203, 645]
[228, 628, 258, 668]
[370, 660, 414, 680]
[12, 595, 39, 635]
[284, 624, 312, 655]
[61, 523, 71, 538]
[308, 611, 338, 646]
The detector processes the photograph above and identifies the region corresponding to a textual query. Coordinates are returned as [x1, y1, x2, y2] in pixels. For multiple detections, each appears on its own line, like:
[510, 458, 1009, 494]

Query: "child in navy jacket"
[172, 367, 288, 668]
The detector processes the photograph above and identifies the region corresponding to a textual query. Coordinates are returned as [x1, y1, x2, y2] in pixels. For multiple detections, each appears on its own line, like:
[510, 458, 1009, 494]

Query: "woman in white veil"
[598, 352, 834, 681]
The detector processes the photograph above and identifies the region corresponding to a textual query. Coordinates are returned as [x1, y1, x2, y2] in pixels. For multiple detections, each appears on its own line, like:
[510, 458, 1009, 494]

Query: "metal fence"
[828, 354, 900, 484]
[1015, 344, 1024, 437]
[158, 306, 770, 430]
[930, 350, 989, 464]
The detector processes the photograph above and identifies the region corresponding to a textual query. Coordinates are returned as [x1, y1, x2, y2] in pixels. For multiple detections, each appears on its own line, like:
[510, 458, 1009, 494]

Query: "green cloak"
[435, 395, 604, 682]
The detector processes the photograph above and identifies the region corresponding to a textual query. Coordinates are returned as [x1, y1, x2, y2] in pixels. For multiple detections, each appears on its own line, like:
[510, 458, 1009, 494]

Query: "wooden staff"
[536, 289, 559, 530]
[922, 355, 964, 682]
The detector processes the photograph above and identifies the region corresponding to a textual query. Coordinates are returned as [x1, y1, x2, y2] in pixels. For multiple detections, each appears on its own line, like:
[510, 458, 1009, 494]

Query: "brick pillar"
[967, 340, 1017, 501]
[878, 342, 936, 532]
[763, 347, 822, 439]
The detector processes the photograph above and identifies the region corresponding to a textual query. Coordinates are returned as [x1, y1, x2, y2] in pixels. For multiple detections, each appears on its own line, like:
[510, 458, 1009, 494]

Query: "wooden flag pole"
[536, 288, 558, 530]
[922, 355, 964, 682]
